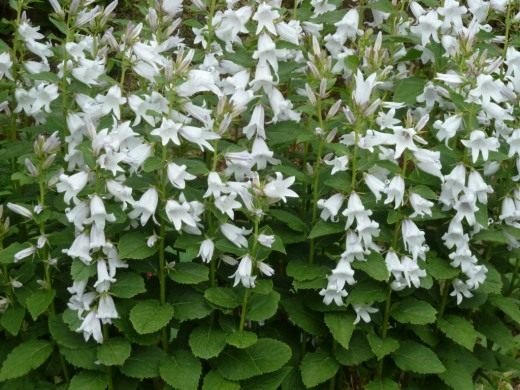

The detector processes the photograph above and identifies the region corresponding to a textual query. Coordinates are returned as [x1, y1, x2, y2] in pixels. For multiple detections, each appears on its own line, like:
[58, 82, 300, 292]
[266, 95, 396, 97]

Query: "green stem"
[377, 286, 392, 378]
[438, 280, 450, 320]
[508, 257, 520, 295]
[503, 1, 513, 60]
[205, 0, 218, 51]
[103, 326, 114, 390]
[158, 146, 168, 351]
[239, 289, 250, 331]
[309, 98, 325, 264]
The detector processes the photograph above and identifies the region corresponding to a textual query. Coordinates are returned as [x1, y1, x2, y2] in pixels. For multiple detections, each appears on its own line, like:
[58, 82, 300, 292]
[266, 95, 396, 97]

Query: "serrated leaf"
[489, 296, 520, 324]
[352, 252, 389, 281]
[204, 287, 241, 309]
[281, 297, 327, 336]
[475, 312, 513, 349]
[69, 371, 108, 390]
[61, 345, 98, 370]
[143, 156, 163, 172]
[111, 272, 146, 298]
[348, 280, 387, 305]
[244, 367, 293, 390]
[121, 346, 166, 379]
[0, 306, 25, 336]
[393, 77, 426, 104]
[130, 300, 174, 334]
[202, 371, 240, 390]
[170, 262, 209, 285]
[97, 338, 132, 366]
[26, 289, 55, 320]
[0, 340, 53, 381]
[118, 232, 157, 260]
[189, 324, 228, 359]
[437, 315, 479, 351]
[367, 333, 400, 360]
[48, 315, 84, 349]
[324, 312, 355, 349]
[269, 209, 307, 232]
[171, 287, 213, 321]
[334, 332, 375, 365]
[308, 220, 344, 239]
[425, 256, 459, 280]
[392, 340, 445, 374]
[365, 378, 400, 390]
[391, 298, 437, 325]
[159, 350, 202, 390]
[286, 262, 328, 281]
[216, 339, 292, 381]
[226, 331, 258, 349]
[300, 351, 339, 388]
[246, 291, 280, 322]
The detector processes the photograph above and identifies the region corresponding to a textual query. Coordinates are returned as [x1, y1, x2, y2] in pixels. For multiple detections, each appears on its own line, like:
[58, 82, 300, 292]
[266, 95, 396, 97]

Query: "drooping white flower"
[410, 10, 443, 46]
[454, 191, 479, 226]
[167, 162, 196, 190]
[461, 130, 500, 163]
[342, 192, 372, 229]
[106, 180, 134, 210]
[257, 234, 275, 248]
[324, 155, 348, 175]
[257, 261, 275, 277]
[198, 238, 215, 263]
[214, 193, 242, 219]
[317, 193, 344, 222]
[56, 171, 89, 204]
[220, 223, 251, 248]
[252, 2, 279, 35]
[263, 172, 298, 203]
[409, 193, 434, 218]
[319, 284, 348, 306]
[165, 199, 198, 231]
[364, 173, 386, 202]
[96, 295, 119, 320]
[77, 311, 103, 343]
[64, 232, 92, 264]
[450, 279, 473, 304]
[229, 254, 256, 288]
[467, 170, 493, 204]
[384, 175, 405, 209]
[353, 304, 379, 325]
[0, 52, 13, 80]
[88, 195, 115, 229]
[353, 70, 378, 107]
[402, 219, 428, 261]
[128, 188, 159, 226]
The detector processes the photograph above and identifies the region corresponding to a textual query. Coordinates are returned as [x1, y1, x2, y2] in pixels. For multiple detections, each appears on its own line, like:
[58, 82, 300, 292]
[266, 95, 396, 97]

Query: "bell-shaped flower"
[176, 70, 222, 97]
[96, 85, 126, 119]
[229, 254, 256, 288]
[442, 218, 468, 249]
[263, 172, 298, 203]
[220, 223, 251, 248]
[252, 2, 279, 35]
[77, 311, 103, 343]
[353, 304, 378, 325]
[439, 164, 466, 206]
[319, 283, 348, 306]
[96, 294, 118, 320]
[66, 201, 90, 232]
[106, 180, 134, 210]
[364, 173, 386, 202]
[165, 199, 197, 231]
[56, 171, 89, 204]
[324, 155, 349, 175]
[257, 234, 275, 248]
[128, 188, 158, 226]
[204, 172, 227, 198]
[179, 125, 220, 151]
[467, 170, 493, 204]
[93, 259, 116, 290]
[88, 195, 115, 229]
[402, 219, 428, 261]
[328, 259, 356, 291]
[450, 279, 473, 304]
[409, 192, 434, 218]
[276, 20, 302, 45]
[342, 192, 372, 229]
[215, 193, 241, 220]
[384, 175, 405, 209]
[64, 232, 92, 264]
[198, 238, 215, 263]
[243, 104, 265, 139]
[434, 114, 462, 144]
[461, 130, 499, 163]
[0, 52, 13, 80]
[454, 191, 479, 226]
[257, 261, 275, 277]
[167, 162, 196, 190]
[410, 10, 443, 46]
[353, 70, 378, 107]
[151, 118, 182, 146]
[317, 193, 344, 222]
[251, 137, 280, 170]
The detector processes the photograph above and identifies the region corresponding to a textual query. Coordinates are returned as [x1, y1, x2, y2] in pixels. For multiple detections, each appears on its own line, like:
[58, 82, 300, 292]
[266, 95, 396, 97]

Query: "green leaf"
[61, 345, 98, 370]
[393, 77, 426, 105]
[204, 287, 241, 309]
[0, 306, 25, 336]
[216, 339, 292, 381]
[489, 296, 520, 324]
[26, 289, 55, 320]
[0, 340, 53, 381]
[0, 243, 27, 264]
[171, 287, 213, 321]
[334, 332, 375, 365]
[348, 280, 387, 305]
[189, 324, 228, 359]
[366, 0, 395, 13]
[425, 256, 459, 280]
[69, 371, 108, 390]
[170, 262, 209, 285]
[48, 315, 84, 349]
[300, 351, 339, 388]
[286, 261, 329, 281]
[479, 264, 503, 295]
[324, 312, 355, 349]
[246, 291, 280, 322]
[281, 297, 327, 336]
[97, 338, 132, 366]
[473, 229, 510, 244]
[226, 331, 258, 349]
[367, 333, 400, 360]
[437, 315, 479, 351]
[121, 346, 166, 379]
[202, 371, 240, 390]
[269, 209, 307, 232]
[159, 350, 202, 390]
[392, 340, 445, 374]
[71, 260, 95, 281]
[391, 298, 437, 325]
[130, 300, 174, 334]
[118, 232, 157, 260]
[437, 343, 481, 390]
[365, 378, 400, 390]
[475, 313, 513, 349]
[308, 220, 344, 239]
[143, 156, 163, 172]
[111, 272, 146, 298]
[243, 367, 293, 390]
[352, 252, 389, 281]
